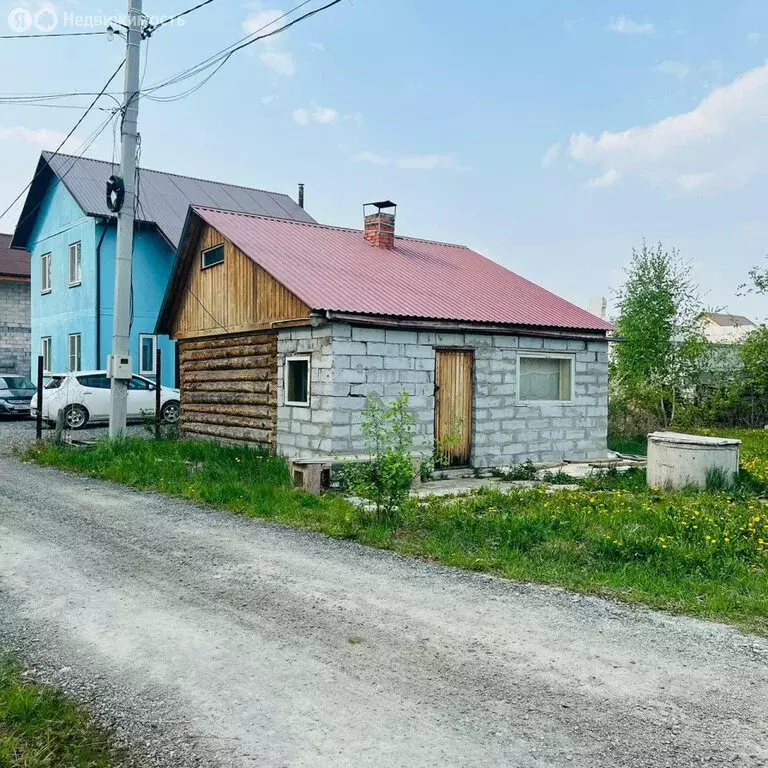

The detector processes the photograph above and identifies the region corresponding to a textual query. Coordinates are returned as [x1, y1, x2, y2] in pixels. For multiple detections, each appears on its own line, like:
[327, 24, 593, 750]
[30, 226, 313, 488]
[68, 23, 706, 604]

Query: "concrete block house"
[0, 233, 31, 375]
[11, 151, 313, 385]
[157, 202, 612, 469]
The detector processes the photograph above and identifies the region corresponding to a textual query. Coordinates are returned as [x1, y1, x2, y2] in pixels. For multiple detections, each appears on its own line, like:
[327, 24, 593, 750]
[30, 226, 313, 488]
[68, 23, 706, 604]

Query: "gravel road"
[1, 446, 767, 767]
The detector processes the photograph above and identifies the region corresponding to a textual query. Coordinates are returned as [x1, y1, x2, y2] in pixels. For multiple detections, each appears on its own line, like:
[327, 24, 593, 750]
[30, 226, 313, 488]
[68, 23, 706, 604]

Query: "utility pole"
[108, 0, 142, 438]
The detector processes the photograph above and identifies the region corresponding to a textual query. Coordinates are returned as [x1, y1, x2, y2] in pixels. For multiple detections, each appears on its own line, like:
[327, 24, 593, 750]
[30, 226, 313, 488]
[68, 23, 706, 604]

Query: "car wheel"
[63, 404, 89, 430]
[161, 400, 180, 423]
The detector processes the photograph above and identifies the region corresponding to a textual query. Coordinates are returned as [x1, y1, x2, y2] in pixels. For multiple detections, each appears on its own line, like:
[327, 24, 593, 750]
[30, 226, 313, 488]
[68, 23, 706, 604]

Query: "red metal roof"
[0, 233, 29, 278]
[191, 207, 613, 332]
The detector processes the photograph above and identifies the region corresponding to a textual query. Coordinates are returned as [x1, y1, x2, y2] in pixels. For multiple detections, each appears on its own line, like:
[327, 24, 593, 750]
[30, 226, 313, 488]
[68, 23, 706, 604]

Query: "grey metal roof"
[12, 151, 314, 250]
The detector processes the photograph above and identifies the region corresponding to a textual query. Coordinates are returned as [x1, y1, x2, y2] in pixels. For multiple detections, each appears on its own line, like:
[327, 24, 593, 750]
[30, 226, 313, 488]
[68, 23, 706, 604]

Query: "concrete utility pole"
[108, 0, 142, 438]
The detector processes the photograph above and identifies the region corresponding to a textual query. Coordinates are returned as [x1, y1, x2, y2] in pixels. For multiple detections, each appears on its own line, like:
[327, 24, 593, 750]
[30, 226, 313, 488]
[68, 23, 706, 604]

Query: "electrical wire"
[144, 0, 218, 36]
[0, 30, 106, 39]
[141, 0, 338, 102]
[0, 59, 125, 225]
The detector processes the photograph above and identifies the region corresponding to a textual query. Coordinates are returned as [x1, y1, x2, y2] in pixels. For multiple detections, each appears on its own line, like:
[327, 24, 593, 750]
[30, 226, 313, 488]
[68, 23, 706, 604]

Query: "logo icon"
[7, 7, 33, 32]
[34, 6, 57, 32]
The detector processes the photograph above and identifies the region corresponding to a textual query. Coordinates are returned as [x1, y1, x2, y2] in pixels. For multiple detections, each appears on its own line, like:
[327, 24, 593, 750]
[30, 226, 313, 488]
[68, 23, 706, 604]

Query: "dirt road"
[1, 455, 766, 767]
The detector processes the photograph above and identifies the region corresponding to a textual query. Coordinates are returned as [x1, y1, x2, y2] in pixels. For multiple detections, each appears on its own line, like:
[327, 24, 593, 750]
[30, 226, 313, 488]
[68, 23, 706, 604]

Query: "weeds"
[0, 653, 127, 767]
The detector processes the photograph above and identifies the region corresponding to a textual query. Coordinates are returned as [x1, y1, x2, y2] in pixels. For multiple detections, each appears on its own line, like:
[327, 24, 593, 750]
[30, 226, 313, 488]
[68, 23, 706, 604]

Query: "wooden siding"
[179, 331, 278, 447]
[434, 349, 474, 467]
[172, 224, 310, 339]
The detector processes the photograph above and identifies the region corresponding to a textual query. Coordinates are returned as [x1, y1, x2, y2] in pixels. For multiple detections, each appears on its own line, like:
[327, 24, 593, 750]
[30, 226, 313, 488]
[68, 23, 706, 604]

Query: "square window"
[41, 337, 52, 373]
[285, 356, 310, 406]
[68, 242, 81, 286]
[139, 334, 156, 375]
[68, 333, 81, 373]
[518, 355, 573, 402]
[201, 243, 225, 269]
[41, 253, 51, 293]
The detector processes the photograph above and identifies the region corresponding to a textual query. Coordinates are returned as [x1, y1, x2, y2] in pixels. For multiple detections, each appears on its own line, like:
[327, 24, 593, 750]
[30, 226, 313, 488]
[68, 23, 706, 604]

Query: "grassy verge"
[24, 438, 768, 634]
[0, 653, 128, 767]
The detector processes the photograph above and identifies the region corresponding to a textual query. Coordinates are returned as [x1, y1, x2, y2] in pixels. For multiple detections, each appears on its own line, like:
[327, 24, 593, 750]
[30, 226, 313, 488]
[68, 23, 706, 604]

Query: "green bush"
[344, 391, 416, 524]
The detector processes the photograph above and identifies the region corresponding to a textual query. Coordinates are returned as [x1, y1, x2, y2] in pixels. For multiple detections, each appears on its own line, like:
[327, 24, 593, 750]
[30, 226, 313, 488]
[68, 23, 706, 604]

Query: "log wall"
[178, 330, 278, 448]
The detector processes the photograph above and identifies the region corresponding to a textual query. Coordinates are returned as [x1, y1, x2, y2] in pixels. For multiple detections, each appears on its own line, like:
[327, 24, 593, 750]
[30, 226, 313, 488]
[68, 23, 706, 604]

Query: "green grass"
[0, 653, 127, 767]
[607, 435, 648, 456]
[24, 437, 768, 634]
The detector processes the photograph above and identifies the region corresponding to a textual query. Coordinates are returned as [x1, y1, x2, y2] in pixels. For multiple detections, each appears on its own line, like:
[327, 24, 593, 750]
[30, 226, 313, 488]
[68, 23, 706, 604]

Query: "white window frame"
[68, 333, 81, 373]
[41, 252, 51, 294]
[285, 355, 311, 407]
[516, 352, 575, 404]
[201, 243, 225, 270]
[139, 334, 157, 376]
[41, 337, 52, 373]
[68, 241, 81, 287]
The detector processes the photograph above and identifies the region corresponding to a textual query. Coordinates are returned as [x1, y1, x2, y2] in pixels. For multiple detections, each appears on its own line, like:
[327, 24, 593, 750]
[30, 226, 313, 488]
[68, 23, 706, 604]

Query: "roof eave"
[321, 311, 612, 339]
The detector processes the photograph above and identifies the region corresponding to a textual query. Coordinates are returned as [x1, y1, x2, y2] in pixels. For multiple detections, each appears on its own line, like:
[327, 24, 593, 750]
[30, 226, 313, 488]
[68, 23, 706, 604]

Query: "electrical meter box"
[107, 354, 133, 380]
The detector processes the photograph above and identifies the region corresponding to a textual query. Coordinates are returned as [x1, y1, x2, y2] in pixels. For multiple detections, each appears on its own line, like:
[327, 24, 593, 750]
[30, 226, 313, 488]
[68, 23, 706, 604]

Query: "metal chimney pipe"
[298, 183, 305, 209]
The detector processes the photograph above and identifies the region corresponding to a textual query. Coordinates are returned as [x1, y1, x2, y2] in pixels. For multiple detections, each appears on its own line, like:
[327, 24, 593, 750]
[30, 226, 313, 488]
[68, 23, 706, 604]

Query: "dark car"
[0, 375, 36, 417]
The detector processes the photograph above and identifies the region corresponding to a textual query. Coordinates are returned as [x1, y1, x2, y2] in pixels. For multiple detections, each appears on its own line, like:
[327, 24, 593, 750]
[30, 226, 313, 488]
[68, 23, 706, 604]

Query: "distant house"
[156, 202, 612, 469]
[11, 151, 312, 385]
[0, 233, 30, 375]
[699, 312, 757, 344]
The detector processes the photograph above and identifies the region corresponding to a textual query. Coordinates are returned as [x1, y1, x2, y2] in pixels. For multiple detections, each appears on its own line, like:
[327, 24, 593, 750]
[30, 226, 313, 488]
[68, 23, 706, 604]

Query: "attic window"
[201, 243, 224, 269]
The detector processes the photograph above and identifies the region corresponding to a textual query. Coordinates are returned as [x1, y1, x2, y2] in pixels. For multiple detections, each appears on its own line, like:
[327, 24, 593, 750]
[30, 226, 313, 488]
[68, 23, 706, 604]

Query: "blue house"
[11, 152, 313, 386]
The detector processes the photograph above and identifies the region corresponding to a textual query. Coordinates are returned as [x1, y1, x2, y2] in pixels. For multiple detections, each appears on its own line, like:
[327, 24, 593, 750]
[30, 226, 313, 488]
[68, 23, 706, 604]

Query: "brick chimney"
[363, 200, 396, 249]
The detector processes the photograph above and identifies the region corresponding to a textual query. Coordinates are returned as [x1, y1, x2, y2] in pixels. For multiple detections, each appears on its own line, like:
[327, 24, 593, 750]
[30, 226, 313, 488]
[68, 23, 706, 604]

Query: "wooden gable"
[171, 222, 311, 340]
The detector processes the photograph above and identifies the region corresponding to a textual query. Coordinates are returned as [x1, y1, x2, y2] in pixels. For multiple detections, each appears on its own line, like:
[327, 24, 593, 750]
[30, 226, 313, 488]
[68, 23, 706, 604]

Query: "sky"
[2, 0, 768, 322]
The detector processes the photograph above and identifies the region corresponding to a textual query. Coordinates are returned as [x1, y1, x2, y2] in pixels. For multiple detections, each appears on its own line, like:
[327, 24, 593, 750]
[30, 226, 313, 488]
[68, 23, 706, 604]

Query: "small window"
[41, 253, 51, 293]
[518, 355, 573, 402]
[45, 376, 64, 390]
[68, 333, 81, 372]
[77, 374, 110, 389]
[285, 356, 310, 406]
[201, 243, 225, 269]
[41, 336, 52, 373]
[139, 334, 156, 375]
[68, 242, 81, 286]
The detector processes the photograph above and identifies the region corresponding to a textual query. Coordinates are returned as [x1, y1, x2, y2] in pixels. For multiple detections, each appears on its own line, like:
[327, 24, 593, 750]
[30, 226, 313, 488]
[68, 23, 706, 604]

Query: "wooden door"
[434, 350, 474, 467]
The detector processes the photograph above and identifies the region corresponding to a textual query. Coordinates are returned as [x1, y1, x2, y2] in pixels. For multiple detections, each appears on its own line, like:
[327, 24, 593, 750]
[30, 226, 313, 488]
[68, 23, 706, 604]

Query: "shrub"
[344, 391, 416, 524]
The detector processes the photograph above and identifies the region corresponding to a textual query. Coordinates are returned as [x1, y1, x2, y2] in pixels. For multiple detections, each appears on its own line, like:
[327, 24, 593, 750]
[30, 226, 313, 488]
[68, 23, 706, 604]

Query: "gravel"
[1, 445, 767, 767]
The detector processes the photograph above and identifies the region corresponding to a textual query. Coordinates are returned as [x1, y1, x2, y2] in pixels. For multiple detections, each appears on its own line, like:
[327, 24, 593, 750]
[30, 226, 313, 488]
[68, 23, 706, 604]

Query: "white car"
[30, 371, 181, 430]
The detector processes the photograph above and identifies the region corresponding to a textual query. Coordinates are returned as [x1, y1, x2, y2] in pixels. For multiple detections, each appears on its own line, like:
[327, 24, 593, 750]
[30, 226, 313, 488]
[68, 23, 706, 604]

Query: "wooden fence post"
[35, 355, 43, 440]
[155, 348, 162, 439]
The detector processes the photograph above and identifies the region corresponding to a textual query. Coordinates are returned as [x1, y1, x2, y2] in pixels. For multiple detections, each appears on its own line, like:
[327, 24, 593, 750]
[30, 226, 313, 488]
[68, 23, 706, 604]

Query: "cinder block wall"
[0, 280, 31, 375]
[276, 323, 609, 465]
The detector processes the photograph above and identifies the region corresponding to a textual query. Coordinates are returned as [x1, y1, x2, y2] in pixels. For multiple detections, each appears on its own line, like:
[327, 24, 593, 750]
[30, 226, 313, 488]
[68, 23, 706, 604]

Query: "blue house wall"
[28, 179, 176, 386]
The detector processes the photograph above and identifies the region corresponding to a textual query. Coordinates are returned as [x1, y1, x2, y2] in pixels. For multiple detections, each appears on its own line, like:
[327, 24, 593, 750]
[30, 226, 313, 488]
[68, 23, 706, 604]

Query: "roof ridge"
[193, 205, 471, 250]
[43, 151, 296, 199]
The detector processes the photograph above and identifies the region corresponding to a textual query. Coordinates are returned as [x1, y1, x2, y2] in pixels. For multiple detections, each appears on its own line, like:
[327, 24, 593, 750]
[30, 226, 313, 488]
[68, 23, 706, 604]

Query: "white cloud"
[567, 59, 768, 194]
[261, 94, 278, 105]
[585, 169, 621, 189]
[293, 104, 340, 126]
[309, 41, 325, 51]
[608, 15, 654, 36]
[243, 9, 295, 76]
[541, 141, 561, 167]
[353, 151, 463, 171]
[353, 151, 389, 165]
[0, 126, 68, 147]
[260, 50, 295, 76]
[747, 32, 763, 44]
[654, 59, 690, 80]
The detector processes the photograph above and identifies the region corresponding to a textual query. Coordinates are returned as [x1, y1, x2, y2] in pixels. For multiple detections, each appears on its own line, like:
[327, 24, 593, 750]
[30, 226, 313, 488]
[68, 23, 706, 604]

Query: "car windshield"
[1, 376, 35, 390]
[45, 376, 65, 390]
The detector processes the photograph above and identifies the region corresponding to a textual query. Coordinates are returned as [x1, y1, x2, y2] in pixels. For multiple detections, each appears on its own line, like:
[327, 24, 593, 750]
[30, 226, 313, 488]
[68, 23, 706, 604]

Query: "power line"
[0, 59, 125, 224]
[144, 0, 218, 36]
[0, 30, 106, 39]
[142, 0, 341, 102]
